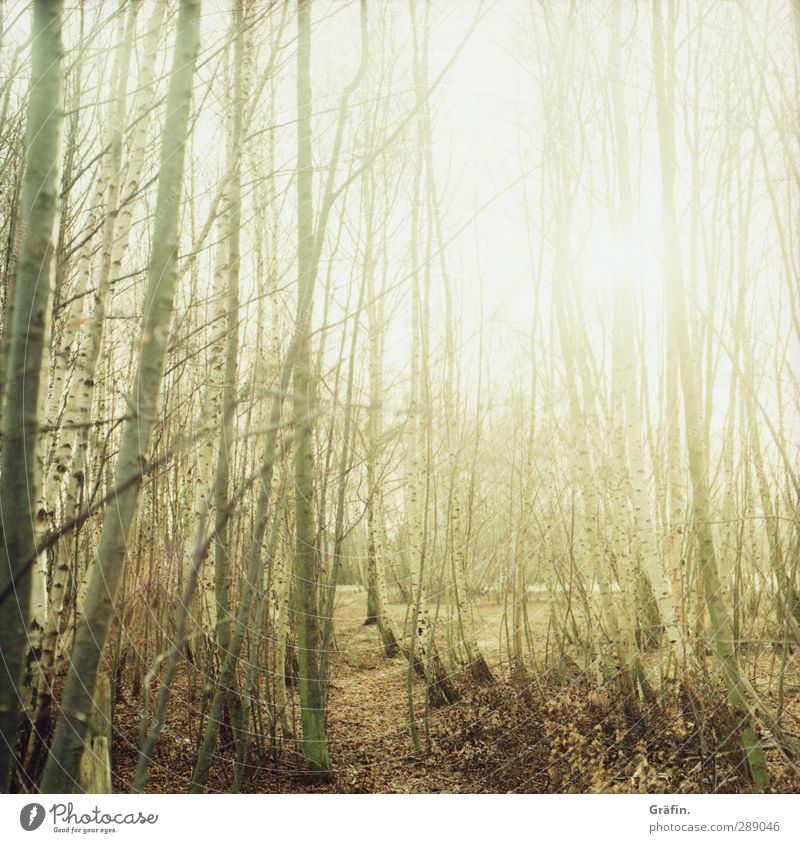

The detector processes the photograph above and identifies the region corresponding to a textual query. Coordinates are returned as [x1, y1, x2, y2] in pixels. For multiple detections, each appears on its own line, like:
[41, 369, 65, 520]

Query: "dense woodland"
[0, 0, 799, 794]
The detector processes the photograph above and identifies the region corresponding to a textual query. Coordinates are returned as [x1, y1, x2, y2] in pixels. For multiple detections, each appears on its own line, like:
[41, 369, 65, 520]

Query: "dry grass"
[108, 589, 800, 793]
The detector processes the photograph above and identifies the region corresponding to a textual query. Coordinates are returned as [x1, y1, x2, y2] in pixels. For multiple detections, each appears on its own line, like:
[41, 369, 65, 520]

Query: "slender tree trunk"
[213, 0, 245, 662]
[363, 164, 400, 655]
[193, 216, 228, 640]
[609, 0, 685, 674]
[271, 528, 293, 737]
[23, 2, 156, 779]
[293, 0, 331, 776]
[652, 0, 769, 791]
[39, 0, 201, 792]
[190, 446, 287, 789]
[0, 0, 64, 792]
[405, 0, 457, 712]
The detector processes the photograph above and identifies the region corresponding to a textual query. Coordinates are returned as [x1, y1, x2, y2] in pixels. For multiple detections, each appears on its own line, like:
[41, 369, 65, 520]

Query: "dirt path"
[298, 595, 477, 793]
[112, 591, 500, 793]
[112, 591, 800, 793]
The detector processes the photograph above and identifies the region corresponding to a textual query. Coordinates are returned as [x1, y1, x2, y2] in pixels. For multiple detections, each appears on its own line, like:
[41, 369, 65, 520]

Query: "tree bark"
[293, 0, 332, 777]
[39, 0, 201, 793]
[652, 0, 769, 791]
[0, 0, 64, 792]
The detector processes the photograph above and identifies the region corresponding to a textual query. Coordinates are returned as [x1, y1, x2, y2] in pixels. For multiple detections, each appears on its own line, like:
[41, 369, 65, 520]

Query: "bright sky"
[2, 0, 797, 454]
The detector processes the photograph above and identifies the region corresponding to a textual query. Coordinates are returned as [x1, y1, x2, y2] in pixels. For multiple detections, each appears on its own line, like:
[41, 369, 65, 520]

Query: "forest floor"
[111, 591, 800, 793]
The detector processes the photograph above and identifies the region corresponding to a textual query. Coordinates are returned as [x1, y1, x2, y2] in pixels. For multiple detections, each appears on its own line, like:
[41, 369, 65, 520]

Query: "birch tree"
[652, 0, 769, 790]
[0, 0, 64, 792]
[40, 0, 201, 792]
